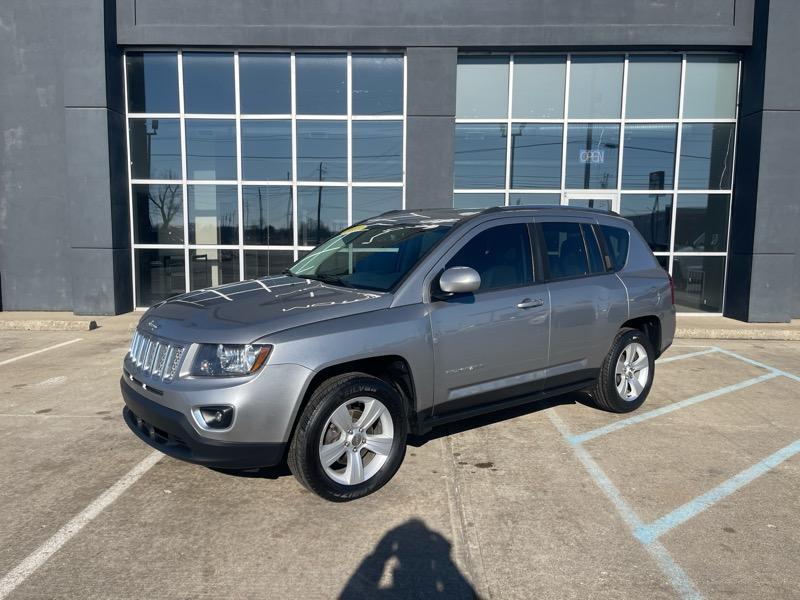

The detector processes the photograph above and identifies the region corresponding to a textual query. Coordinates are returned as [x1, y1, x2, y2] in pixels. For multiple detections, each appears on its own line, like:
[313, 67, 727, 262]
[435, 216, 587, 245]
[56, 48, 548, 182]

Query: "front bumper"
[121, 378, 285, 468]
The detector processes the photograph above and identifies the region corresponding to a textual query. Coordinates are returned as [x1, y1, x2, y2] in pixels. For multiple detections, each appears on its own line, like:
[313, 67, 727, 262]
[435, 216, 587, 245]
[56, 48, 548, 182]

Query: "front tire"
[288, 373, 407, 502]
[590, 328, 655, 413]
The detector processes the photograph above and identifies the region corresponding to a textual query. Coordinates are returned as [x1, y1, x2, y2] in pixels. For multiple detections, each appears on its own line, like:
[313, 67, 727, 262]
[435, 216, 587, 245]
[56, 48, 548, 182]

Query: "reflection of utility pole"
[508, 125, 522, 191]
[145, 119, 159, 176]
[258, 187, 265, 243]
[583, 125, 592, 189]
[316, 161, 327, 244]
[649, 171, 665, 247]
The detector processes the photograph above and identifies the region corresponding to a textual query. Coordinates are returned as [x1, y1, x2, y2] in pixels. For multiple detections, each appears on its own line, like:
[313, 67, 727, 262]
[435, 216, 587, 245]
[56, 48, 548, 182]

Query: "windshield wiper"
[305, 273, 354, 288]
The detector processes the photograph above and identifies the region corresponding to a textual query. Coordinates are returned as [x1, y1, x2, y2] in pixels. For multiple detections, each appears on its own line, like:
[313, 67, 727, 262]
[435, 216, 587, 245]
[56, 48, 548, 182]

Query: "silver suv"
[122, 206, 675, 501]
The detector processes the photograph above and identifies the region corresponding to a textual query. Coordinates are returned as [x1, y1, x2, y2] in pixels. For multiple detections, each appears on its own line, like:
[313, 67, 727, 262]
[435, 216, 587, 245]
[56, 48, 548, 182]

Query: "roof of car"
[360, 204, 626, 227]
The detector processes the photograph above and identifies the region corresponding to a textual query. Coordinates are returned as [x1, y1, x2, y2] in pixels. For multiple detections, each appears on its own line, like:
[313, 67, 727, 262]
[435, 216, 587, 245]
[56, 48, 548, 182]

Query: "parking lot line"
[0, 339, 83, 367]
[657, 348, 718, 364]
[635, 438, 800, 544]
[548, 411, 703, 600]
[569, 372, 779, 445]
[714, 347, 800, 383]
[0, 451, 162, 600]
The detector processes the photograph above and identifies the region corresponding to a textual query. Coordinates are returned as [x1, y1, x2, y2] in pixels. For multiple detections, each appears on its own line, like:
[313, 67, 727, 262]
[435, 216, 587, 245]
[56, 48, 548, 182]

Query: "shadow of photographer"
[339, 518, 477, 599]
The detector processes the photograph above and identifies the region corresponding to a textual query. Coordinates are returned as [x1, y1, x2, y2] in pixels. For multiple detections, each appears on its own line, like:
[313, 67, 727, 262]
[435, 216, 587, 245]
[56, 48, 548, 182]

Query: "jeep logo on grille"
[145, 319, 159, 332]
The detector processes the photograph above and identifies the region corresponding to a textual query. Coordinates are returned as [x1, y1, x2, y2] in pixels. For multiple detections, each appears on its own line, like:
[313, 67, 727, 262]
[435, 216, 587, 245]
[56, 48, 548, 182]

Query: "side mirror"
[439, 266, 481, 295]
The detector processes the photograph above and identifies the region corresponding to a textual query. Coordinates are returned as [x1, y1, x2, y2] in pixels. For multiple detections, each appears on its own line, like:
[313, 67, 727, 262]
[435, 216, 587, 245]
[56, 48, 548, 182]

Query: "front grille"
[128, 330, 185, 382]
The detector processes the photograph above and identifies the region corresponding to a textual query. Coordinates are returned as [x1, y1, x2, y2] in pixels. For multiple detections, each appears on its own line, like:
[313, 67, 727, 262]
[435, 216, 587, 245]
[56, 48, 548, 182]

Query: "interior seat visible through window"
[540, 222, 589, 279]
[446, 223, 533, 291]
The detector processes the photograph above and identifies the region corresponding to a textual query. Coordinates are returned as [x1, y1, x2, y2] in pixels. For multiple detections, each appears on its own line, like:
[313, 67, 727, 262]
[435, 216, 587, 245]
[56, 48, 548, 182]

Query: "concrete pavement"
[0, 324, 798, 599]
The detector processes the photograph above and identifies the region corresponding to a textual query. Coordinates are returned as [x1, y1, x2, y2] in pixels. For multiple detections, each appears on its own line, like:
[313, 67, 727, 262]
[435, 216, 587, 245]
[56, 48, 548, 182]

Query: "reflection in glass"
[241, 120, 292, 181]
[126, 52, 179, 113]
[568, 56, 623, 119]
[135, 249, 185, 305]
[683, 56, 739, 119]
[352, 188, 403, 221]
[190, 249, 240, 290]
[352, 54, 404, 115]
[625, 56, 681, 118]
[454, 124, 507, 189]
[242, 186, 293, 245]
[185, 119, 237, 180]
[456, 56, 508, 119]
[568, 198, 612, 211]
[129, 119, 181, 180]
[297, 187, 348, 246]
[188, 185, 238, 245]
[132, 184, 184, 244]
[296, 121, 347, 182]
[352, 121, 403, 182]
[512, 56, 565, 119]
[295, 54, 347, 115]
[674, 194, 729, 252]
[656, 255, 670, 273]
[619, 194, 673, 252]
[453, 193, 505, 209]
[510, 123, 562, 189]
[672, 256, 725, 312]
[244, 250, 295, 279]
[182, 52, 235, 114]
[679, 123, 735, 189]
[239, 53, 291, 114]
[622, 124, 677, 190]
[509, 193, 560, 206]
[565, 124, 620, 189]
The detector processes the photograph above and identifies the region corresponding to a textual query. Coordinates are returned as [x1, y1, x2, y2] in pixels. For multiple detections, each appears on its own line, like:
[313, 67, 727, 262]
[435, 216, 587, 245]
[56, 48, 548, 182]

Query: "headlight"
[191, 344, 272, 377]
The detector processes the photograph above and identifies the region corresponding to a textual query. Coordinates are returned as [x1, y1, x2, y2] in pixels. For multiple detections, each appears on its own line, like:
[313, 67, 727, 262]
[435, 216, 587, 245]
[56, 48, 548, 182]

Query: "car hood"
[137, 275, 392, 344]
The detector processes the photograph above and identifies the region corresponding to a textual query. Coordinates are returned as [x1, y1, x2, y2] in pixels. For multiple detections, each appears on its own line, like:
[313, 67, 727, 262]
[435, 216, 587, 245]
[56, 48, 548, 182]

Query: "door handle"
[517, 298, 544, 309]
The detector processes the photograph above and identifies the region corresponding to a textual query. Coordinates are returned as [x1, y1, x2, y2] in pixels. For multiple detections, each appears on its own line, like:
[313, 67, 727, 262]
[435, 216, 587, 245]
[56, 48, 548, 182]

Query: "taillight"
[668, 274, 675, 305]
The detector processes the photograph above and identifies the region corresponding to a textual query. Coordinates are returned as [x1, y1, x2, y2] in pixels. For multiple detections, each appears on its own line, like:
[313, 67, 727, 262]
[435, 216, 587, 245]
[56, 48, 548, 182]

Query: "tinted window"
[185, 120, 237, 180]
[352, 121, 403, 181]
[126, 52, 179, 113]
[582, 224, 605, 274]
[510, 123, 563, 189]
[241, 120, 292, 181]
[456, 56, 508, 119]
[565, 124, 620, 189]
[446, 224, 532, 291]
[541, 222, 589, 279]
[242, 186, 293, 245]
[600, 225, 630, 271]
[182, 52, 235, 114]
[454, 124, 507, 189]
[295, 54, 347, 115]
[129, 119, 182, 180]
[678, 123, 735, 190]
[239, 53, 291, 114]
[352, 54, 404, 115]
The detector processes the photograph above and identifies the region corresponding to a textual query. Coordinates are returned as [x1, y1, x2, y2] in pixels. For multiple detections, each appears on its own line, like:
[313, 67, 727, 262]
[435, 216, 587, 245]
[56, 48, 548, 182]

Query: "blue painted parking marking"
[635, 438, 800, 544]
[549, 411, 704, 600]
[657, 348, 718, 363]
[568, 372, 779, 445]
[714, 347, 800, 383]
[549, 345, 800, 599]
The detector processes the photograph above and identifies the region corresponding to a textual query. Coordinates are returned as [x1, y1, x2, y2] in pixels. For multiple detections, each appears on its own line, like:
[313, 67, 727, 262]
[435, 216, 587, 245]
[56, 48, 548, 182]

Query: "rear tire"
[288, 372, 407, 502]
[590, 328, 655, 413]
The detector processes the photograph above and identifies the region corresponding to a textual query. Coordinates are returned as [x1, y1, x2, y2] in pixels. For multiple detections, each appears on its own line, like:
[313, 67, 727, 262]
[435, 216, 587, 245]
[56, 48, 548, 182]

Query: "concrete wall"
[10, 0, 799, 319]
[726, 0, 800, 321]
[0, 0, 131, 315]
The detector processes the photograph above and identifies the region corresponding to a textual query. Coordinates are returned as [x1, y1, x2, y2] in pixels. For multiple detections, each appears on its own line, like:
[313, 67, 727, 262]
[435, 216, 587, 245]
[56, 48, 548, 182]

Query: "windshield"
[288, 223, 451, 292]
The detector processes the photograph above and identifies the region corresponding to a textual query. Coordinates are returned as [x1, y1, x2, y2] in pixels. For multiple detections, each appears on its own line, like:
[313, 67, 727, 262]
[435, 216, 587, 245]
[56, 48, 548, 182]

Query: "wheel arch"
[621, 315, 662, 358]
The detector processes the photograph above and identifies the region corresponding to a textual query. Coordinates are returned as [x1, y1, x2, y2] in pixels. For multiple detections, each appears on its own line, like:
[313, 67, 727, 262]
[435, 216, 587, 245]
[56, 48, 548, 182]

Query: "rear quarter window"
[600, 225, 630, 271]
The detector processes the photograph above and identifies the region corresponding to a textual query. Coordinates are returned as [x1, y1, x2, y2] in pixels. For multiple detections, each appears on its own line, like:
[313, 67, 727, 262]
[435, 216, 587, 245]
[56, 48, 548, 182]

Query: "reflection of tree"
[147, 178, 182, 238]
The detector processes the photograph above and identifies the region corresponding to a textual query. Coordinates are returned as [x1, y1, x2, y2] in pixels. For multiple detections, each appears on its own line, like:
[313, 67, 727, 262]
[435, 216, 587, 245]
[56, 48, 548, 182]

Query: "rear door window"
[540, 222, 589, 280]
[600, 225, 630, 271]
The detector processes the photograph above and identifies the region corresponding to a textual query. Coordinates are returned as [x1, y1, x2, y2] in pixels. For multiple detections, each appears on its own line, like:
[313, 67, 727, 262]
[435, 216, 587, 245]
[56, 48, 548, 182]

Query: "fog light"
[198, 406, 233, 429]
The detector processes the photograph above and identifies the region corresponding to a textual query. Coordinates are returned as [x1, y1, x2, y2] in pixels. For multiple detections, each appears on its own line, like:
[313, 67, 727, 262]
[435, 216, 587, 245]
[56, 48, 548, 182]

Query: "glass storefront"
[454, 53, 739, 313]
[125, 50, 405, 307]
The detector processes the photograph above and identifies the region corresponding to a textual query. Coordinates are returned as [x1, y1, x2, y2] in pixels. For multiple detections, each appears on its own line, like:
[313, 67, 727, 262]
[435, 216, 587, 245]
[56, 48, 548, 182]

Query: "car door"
[535, 217, 628, 390]
[427, 219, 550, 416]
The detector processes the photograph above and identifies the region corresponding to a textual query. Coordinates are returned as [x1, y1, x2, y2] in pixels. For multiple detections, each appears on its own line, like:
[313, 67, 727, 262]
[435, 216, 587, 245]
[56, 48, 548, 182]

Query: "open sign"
[579, 149, 605, 164]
